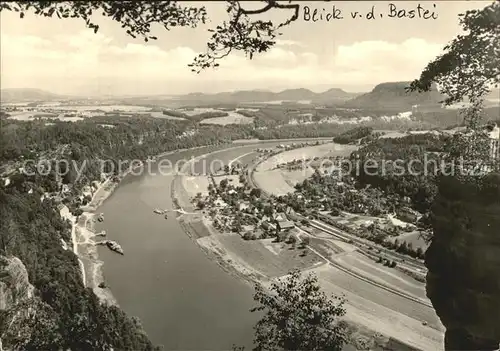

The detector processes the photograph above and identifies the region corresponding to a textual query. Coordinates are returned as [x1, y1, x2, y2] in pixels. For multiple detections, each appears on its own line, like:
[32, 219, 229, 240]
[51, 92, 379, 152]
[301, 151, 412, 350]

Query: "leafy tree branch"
[407, 1, 500, 106]
[249, 269, 347, 351]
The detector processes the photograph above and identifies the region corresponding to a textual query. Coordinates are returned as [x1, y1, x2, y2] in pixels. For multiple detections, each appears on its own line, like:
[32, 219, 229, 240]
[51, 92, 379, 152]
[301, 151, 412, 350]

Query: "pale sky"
[0, 1, 492, 96]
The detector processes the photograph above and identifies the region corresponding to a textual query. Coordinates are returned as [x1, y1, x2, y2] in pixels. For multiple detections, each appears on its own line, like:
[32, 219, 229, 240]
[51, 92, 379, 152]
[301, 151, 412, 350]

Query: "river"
[95, 141, 311, 350]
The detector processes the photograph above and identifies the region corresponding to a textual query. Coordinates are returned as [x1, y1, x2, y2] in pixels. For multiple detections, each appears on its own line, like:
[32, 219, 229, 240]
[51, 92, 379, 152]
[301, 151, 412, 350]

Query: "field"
[332, 213, 386, 230]
[182, 175, 211, 197]
[196, 208, 444, 351]
[312, 263, 441, 329]
[150, 112, 186, 120]
[378, 131, 408, 139]
[333, 252, 427, 299]
[253, 169, 295, 196]
[173, 107, 254, 125]
[256, 142, 357, 172]
[377, 129, 453, 140]
[280, 168, 315, 188]
[311, 264, 445, 351]
[308, 237, 345, 259]
[253, 142, 358, 196]
[199, 233, 324, 278]
[7, 111, 85, 121]
[4, 104, 187, 121]
[199, 112, 254, 125]
[303, 224, 425, 292]
[178, 107, 222, 116]
[179, 219, 211, 239]
[51, 104, 151, 112]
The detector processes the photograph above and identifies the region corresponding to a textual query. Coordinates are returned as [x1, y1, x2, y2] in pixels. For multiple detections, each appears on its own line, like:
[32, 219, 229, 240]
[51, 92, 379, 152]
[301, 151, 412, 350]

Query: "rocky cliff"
[0, 255, 36, 349]
[426, 173, 500, 350]
[0, 255, 34, 310]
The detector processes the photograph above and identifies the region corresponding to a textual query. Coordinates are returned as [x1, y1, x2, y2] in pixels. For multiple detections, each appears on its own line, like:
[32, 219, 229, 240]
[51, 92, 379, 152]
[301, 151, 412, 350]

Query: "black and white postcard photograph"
[1, 1, 499, 350]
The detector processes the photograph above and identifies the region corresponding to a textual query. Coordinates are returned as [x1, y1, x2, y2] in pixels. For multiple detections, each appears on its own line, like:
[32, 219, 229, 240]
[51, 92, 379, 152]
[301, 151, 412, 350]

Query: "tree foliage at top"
[250, 269, 347, 351]
[0, 0, 299, 73]
[408, 1, 499, 106]
[407, 1, 499, 173]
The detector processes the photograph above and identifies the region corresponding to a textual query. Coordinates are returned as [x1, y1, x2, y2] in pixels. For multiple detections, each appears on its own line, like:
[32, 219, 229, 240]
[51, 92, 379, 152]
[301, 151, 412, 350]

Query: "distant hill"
[170, 88, 361, 105]
[342, 82, 444, 111]
[317, 88, 359, 100]
[0, 88, 70, 103]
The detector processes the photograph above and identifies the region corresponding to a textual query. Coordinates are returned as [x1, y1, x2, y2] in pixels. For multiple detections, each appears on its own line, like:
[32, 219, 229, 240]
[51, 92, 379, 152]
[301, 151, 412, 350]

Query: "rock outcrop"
[0, 255, 34, 310]
[426, 173, 500, 350]
[0, 255, 37, 349]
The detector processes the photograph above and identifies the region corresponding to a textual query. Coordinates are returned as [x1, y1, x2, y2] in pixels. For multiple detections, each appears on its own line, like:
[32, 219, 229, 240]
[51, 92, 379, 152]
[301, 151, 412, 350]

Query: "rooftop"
[277, 220, 295, 229]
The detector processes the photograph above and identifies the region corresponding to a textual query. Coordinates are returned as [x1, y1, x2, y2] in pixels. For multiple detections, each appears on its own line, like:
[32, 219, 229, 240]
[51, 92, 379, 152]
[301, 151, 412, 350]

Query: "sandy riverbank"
[171, 147, 270, 288]
[76, 178, 120, 305]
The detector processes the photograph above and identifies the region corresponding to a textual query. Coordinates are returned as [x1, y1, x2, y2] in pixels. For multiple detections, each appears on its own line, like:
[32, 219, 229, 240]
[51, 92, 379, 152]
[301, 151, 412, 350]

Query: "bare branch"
[189, 1, 301, 73]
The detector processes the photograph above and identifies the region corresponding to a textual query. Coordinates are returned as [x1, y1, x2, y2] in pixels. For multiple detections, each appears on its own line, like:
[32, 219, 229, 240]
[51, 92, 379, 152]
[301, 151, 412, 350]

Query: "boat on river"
[96, 240, 124, 255]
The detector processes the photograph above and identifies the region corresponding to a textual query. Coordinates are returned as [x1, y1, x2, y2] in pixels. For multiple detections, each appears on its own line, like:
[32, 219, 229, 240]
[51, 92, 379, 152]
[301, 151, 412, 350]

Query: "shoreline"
[76, 177, 121, 305]
[71, 143, 235, 305]
[171, 151, 271, 290]
[66, 138, 357, 313]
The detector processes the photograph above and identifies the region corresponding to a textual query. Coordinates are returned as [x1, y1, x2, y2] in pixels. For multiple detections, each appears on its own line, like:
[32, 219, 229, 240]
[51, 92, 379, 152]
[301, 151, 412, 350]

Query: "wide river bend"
[96, 141, 314, 349]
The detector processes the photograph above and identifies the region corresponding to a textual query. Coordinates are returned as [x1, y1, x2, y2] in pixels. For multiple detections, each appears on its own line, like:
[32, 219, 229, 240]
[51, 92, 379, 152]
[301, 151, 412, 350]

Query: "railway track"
[295, 229, 432, 307]
[247, 155, 426, 271]
[245, 151, 433, 307]
[309, 219, 427, 273]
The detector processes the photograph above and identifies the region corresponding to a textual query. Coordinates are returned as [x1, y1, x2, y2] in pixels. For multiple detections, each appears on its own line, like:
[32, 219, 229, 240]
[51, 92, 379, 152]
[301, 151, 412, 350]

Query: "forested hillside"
[352, 133, 450, 213]
[0, 186, 157, 350]
[0, 117, 241, 349]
